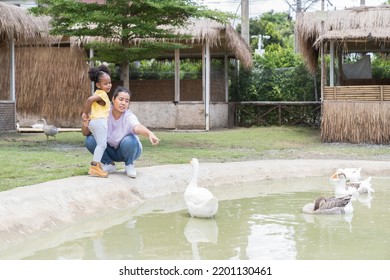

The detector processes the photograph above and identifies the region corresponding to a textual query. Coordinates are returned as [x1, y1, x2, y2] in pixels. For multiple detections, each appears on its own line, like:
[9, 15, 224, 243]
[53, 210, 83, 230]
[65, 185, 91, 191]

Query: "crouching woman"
[82, 86, 160, 178]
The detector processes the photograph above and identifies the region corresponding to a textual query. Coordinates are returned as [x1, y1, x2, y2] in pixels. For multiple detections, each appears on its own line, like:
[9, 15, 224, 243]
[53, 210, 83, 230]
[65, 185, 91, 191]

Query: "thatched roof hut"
[296, 4, 390, 74]
[0, 2, 55, 132]
[2, 3, 252, 129]
[0, 2, 88, 129]
[0, 2, 50, 43]
[296, 4, 390, 144]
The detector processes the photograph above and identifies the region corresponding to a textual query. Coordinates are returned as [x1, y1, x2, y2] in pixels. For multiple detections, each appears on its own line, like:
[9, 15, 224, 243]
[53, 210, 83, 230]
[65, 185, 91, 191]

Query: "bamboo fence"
[321, 101, 390, 144]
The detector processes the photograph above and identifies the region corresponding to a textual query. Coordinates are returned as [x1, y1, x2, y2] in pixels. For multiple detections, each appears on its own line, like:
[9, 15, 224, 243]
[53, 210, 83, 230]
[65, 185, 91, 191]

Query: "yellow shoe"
[88, 162, 108, 178]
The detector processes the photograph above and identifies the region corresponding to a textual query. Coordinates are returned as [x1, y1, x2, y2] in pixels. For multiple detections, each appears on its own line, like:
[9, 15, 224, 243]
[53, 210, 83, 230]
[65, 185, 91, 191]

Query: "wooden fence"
[232, 101, 321, 127]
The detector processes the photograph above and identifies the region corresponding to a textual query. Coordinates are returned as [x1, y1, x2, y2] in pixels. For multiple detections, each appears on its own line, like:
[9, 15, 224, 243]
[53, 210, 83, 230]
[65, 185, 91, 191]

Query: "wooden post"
[203, 40, 211, 131]
[338, 47, 343, 85]
[174, 49, 180, 103]
[330, 40, 334, 86]
[10, 34, 15, 102]
[9, 34, 16, 131]
[224, 54, 229, 102]
[320, 0, 325, 101]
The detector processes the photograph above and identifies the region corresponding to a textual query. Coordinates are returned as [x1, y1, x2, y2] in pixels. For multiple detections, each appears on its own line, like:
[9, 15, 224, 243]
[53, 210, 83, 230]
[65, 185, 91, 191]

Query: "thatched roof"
[174, 19, 253, 69]
[1, 2, 251, 67]
[72, 19, 253, 69]
[0, 2, 50, 43]
[296, 5, 390, 73]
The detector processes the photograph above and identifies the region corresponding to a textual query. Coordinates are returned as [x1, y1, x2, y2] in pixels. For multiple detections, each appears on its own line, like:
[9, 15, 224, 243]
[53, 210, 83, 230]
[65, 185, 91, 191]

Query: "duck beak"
[330, 173, 338, 179]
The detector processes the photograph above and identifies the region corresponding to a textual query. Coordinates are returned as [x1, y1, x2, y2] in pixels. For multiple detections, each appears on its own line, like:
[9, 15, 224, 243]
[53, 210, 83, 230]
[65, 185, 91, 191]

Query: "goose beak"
[330, 173, 338, 179]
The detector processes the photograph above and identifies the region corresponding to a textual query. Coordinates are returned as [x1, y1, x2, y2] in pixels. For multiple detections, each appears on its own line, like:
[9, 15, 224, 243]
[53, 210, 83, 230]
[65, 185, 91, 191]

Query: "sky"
[197, 0, 387, 18]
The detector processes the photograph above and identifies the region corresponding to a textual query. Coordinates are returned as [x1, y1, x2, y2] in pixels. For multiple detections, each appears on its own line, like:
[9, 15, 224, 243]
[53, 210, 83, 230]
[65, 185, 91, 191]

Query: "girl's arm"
[81, 94, 102, 121]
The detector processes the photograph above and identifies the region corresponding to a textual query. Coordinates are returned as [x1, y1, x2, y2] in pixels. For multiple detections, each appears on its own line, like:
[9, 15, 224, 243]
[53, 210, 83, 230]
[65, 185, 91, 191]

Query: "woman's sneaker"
[125, 164, 137, 178]
[102, 163, 117, 173]
[88, 162, 108, 178]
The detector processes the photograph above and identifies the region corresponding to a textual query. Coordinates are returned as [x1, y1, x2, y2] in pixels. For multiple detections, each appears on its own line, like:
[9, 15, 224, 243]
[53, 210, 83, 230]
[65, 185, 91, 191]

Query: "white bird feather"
[330, 171, 374, 195]
[184, 158, 218, 219]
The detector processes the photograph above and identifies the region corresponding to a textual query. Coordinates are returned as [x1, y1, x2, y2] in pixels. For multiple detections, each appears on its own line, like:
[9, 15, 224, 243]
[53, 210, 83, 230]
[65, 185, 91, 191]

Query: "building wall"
[210, 103, 229, 128]
[113, 78, 228, 130]
[0, 101, 16, 132]
[130, 101, 229, 130]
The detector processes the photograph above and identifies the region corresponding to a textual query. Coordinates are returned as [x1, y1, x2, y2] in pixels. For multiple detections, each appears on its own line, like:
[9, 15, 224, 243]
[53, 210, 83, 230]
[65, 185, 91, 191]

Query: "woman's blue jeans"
[85, 134, 142, 166]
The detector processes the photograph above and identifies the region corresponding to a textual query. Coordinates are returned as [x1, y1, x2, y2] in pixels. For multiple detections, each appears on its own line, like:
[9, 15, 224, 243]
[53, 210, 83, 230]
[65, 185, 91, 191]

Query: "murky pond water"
[2, 176, 390, 260]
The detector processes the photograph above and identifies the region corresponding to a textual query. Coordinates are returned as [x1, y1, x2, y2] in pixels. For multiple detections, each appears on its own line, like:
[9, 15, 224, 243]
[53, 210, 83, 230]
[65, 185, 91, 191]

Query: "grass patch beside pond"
[1, 126, 389, 191]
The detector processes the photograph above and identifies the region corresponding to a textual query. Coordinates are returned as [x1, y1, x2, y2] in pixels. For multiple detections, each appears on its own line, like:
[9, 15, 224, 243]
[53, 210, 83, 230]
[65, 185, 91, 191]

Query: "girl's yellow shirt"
[90, 90, 110, 119]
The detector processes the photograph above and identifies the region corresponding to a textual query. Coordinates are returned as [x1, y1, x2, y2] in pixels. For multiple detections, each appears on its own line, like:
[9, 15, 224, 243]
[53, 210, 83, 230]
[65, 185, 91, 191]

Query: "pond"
[2, 176, 389, 260]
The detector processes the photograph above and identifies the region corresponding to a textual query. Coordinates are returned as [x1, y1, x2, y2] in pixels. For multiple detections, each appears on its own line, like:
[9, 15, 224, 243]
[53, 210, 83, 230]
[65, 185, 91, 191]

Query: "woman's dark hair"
[88, 64, 111, 84]
[112, 86, 131, 99]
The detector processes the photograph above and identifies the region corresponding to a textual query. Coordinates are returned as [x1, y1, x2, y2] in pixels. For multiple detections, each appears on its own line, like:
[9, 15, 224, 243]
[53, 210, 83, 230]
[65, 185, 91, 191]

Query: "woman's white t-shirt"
[107, 108, 142, 150]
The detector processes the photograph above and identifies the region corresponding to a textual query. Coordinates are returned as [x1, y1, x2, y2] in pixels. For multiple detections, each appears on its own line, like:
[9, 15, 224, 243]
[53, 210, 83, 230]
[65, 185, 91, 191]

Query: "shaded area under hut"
[1, 2, 252, 131]
[296, 5, 390, 144]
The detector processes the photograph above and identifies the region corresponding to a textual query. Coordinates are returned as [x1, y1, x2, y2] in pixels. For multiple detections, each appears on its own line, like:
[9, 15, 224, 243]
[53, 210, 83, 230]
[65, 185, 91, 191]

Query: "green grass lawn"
[1, 126, 389, 191]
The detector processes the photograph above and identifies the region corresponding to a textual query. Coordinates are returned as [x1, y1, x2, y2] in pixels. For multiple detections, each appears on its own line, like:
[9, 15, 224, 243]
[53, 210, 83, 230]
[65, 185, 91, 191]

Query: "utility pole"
[320, 0, 325, 101]
[296, 0, 302, 12]
[241, 0, 249, 45]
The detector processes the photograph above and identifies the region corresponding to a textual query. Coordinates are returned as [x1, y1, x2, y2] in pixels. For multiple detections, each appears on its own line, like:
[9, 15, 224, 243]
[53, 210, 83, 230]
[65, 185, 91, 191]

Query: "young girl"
[81, 64, 112, 177]
[82, 86, 160, 179]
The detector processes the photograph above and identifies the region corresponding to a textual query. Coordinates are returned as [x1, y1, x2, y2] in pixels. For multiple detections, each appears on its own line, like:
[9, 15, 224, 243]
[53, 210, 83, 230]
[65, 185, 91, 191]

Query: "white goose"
[330, 171, 374, 195]
[302, 194, 353, 214]
[334, 168, 361, 182]
[184, 158, 218, 219]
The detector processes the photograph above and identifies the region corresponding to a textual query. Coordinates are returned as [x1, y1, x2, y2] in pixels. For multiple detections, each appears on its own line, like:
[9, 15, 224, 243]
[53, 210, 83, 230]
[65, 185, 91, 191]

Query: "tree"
[232, 10, 318, 104]
[30, 0, 231, 89]
[236, 11, 293, 52]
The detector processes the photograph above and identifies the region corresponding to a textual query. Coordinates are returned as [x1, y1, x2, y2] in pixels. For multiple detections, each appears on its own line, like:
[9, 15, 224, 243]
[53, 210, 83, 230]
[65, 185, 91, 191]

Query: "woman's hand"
[81, 112, 89, 122]
[134, 124, 160, 145]
[149, 132, 160, 145]
[147, 131, 160, 145]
